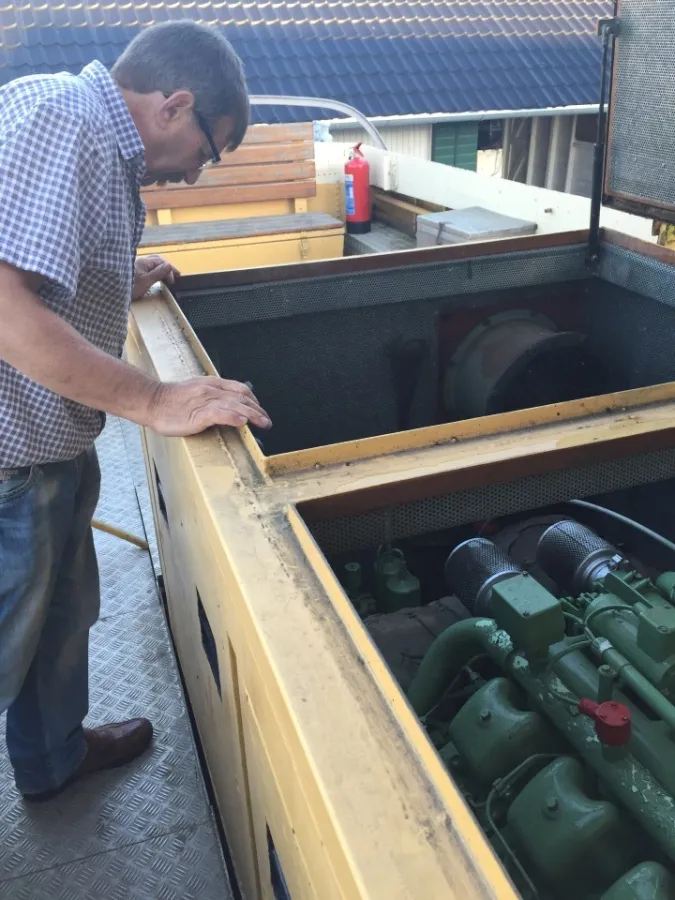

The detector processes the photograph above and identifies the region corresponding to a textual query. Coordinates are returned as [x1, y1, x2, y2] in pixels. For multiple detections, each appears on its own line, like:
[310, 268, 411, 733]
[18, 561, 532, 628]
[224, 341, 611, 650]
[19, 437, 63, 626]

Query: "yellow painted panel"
[143, 183, 344, 228]
[133, 413, 260, 900]
[138, 231, 345, 275]
[126, 297, 521, 900]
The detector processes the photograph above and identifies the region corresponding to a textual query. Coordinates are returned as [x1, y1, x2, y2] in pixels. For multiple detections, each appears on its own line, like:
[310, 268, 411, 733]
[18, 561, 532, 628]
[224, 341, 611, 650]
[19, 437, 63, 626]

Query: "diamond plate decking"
[0, 418, 234, 900]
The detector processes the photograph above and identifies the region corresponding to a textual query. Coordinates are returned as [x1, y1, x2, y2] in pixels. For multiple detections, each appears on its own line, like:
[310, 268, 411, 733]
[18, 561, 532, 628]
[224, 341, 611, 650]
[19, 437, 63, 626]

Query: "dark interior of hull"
[177, 239, 675, 459]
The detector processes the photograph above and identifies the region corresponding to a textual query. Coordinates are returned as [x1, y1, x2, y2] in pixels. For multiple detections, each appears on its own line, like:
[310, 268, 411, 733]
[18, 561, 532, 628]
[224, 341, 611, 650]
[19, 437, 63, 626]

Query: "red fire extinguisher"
[345, 143, 371, 234]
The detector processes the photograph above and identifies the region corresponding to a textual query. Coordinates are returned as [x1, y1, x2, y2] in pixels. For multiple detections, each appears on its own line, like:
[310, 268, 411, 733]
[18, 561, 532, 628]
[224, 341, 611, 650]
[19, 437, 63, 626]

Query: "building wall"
[332, 115, 594, 197]
[332, 124, 432, 159]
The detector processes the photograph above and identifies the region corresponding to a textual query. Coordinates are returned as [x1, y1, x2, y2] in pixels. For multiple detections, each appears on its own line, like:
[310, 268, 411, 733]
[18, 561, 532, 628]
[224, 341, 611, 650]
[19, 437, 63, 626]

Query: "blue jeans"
[0, 448, 101, 795]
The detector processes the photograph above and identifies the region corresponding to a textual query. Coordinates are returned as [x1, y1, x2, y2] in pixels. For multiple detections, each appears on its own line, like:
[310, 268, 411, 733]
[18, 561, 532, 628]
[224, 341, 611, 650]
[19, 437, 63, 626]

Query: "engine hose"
[408, 618, 675, 864]
[567, 498, 675, 559]
[406, 618, 512, 716]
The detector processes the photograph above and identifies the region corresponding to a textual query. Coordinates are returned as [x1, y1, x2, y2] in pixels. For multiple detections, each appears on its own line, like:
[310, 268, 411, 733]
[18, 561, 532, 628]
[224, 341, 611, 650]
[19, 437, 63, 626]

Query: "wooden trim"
[176, 229, 590, 292]
[267, 382, 675, 475]
[143, 179, 317, 211]
[298, 425, 675, 522]
[603, 228, 675, 264]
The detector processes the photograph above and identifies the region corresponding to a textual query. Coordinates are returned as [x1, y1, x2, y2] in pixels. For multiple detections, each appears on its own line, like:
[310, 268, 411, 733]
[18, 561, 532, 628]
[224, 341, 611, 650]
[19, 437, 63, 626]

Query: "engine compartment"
[331, 501, 675, 899]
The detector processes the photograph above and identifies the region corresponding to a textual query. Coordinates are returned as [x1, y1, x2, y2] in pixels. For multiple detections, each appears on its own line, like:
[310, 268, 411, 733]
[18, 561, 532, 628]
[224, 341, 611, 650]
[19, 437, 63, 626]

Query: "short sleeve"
[0, 102, 104, 297]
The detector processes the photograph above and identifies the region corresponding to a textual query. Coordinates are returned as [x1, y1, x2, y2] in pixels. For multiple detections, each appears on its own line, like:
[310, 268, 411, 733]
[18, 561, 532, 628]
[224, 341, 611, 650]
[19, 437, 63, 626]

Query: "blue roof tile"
[0, 1, 612, 121]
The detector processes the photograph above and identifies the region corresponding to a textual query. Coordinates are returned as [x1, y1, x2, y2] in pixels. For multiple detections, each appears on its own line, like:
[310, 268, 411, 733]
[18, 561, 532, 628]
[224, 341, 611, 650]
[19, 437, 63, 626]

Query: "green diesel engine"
[406, 521, 675, 900]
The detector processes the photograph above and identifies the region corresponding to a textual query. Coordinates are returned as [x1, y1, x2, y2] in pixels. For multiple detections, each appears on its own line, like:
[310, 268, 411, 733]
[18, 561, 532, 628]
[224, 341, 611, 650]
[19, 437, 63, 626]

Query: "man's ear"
[158, 90, 195, 128]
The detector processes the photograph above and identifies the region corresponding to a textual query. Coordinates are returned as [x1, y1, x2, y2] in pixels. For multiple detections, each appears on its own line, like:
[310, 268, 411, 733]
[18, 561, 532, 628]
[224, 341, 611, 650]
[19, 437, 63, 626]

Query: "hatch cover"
[604, 0, 675, 222]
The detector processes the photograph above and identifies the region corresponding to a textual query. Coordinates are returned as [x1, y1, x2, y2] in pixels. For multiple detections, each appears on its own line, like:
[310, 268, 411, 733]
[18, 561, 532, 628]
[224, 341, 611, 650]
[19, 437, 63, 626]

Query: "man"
[0, 21, 271, 802]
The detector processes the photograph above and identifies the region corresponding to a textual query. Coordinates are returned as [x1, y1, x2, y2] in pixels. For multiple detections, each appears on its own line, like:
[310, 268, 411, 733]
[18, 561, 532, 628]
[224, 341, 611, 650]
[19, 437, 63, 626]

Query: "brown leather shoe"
[22, 718, 153, 803]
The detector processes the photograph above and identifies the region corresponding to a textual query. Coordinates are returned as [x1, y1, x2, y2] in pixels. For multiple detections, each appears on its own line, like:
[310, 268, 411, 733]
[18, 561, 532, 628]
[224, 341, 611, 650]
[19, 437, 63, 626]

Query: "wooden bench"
[138, 123, 345, 273]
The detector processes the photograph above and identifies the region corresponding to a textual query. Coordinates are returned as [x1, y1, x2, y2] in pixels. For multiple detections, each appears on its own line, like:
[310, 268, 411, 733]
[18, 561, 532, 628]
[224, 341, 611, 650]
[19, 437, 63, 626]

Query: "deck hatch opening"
[267, 825, 292, 900]
[154, 461, 168, 525]
[197, 589, 221, 696]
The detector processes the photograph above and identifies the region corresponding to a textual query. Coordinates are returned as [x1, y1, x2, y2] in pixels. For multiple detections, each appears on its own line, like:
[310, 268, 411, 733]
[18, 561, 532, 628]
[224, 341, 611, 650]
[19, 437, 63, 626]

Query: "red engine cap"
[578, 698, 632, 747]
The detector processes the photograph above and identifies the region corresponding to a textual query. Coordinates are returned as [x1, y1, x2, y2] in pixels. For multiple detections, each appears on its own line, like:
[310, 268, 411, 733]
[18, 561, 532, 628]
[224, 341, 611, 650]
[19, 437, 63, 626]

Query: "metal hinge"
[597, 16, 620, 38]
[300, 238, 310, 259]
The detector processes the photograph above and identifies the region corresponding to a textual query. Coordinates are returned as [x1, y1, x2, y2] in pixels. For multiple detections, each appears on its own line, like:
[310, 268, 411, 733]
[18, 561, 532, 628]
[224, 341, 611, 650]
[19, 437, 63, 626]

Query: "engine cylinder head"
[445, 538, 522, 616]
[536, 520, 625, 595]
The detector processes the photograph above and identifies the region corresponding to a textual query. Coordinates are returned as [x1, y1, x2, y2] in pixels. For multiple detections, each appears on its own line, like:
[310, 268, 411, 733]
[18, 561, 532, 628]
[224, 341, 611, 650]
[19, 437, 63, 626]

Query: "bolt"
[546, 798, 559, 813]
[660, 626, 670, 634]
[599, 665, 614, 676]
[622, 715, 629, 722]
[479, 709, 492, 723]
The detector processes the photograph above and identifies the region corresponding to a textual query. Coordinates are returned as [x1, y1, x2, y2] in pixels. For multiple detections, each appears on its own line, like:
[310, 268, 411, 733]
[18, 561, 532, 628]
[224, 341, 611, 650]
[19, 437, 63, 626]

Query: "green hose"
[407, 618, 512, 716]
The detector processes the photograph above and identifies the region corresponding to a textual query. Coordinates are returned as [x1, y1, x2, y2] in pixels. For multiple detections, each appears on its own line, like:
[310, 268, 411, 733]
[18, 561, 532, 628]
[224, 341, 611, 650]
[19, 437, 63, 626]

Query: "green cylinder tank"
[381, 563, 421, 613]
[342, 562, 376, 618]
[601, 862, 675, 900]
[374, 547, 405, 606]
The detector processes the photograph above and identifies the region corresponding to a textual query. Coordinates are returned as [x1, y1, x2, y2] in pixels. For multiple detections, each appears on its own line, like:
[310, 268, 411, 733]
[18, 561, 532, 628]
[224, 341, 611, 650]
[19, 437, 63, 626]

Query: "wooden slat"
[143, 179, 316, 211]
[222, 142, 314, 167]
[197, 161, 315, 188]
[241, 123, 313, 145]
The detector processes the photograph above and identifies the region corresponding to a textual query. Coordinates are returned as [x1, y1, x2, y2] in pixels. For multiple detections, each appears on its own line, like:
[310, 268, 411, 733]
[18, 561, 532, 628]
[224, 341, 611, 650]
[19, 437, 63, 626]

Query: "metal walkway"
[0, 418, 234, 900]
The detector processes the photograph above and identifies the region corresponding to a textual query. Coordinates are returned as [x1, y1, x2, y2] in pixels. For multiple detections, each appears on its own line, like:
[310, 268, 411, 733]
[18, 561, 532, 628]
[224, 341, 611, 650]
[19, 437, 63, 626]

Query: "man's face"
[141, 92, 234, 187]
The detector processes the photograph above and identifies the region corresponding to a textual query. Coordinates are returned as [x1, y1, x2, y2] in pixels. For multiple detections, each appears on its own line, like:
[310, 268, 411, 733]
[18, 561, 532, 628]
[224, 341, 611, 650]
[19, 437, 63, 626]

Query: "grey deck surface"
[345, 220, 416, 256]
[0, 418, 233, 900]
[141, 211, 343, 247]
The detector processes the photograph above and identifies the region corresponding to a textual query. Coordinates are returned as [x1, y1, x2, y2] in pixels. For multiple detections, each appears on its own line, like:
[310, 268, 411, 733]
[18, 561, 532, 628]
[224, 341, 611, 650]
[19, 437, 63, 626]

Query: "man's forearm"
[0, 280, 160, 425]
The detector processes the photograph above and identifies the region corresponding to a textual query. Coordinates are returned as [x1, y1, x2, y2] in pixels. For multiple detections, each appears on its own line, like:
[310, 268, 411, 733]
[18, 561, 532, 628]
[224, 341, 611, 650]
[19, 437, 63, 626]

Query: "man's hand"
[146, 377, 272, 436]
[132, 255, 181, 301]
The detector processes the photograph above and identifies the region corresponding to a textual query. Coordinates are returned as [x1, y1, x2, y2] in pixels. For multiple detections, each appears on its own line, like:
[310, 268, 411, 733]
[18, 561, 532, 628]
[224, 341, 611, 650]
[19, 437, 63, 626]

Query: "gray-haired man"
[0, 21, 271, 801]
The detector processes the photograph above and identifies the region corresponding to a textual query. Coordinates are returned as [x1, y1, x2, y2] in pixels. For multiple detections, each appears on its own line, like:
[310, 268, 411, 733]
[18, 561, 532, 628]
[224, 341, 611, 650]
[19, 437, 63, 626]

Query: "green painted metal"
[381, 562, 421, 613]
[601, 862, 675, 900]
[491, 573, 564, 660]
[342, 561, 376, 618]
[408, 618, 675, 864]
[373, 546, 404, 608]
[431, 122, 478, 171]
[407, 617, 508, 716]
[406, 545, 675, 893]
[508, 756, 640, 898]
[448, 677, 561, 786]
[584, 570, 675, 695]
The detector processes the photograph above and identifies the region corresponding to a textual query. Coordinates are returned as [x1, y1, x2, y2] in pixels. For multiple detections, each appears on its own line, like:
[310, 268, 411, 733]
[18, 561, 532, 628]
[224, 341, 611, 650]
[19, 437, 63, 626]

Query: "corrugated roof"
[0, 1, 613, 122]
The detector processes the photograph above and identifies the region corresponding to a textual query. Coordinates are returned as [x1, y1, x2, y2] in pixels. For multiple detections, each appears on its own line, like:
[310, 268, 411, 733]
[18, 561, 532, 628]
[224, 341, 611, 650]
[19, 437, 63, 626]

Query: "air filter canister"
[536, 521, 625, 595]
[445, 538, 522, 616]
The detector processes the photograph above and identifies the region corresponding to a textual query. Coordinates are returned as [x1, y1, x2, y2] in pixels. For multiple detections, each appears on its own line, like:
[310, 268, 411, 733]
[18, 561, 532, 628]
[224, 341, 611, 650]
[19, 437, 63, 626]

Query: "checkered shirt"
[0, 60, 146, 467]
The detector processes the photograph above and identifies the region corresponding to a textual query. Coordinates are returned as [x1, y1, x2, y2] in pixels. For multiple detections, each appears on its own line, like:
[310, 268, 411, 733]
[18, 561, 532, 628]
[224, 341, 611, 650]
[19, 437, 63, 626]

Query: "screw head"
[660, 625, 670, 634]
[546, 797, 559, 813]
[479, 709, 492, 723]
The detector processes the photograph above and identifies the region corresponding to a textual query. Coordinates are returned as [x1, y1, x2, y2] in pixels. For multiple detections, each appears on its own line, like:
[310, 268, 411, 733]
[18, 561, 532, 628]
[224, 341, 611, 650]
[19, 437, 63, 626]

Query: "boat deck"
[0, 418, 234, 900]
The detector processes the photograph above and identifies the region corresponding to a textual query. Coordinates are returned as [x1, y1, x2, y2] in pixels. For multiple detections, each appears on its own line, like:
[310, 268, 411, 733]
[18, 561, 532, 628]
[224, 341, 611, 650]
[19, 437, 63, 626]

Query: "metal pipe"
[554, 650, 675, 798]
[249, 95, 388, 150]
[595, 642, 675, 734]
[509, 650, 675, 866]
[588, 18, 618, 263]
[323, 105, 604, 130]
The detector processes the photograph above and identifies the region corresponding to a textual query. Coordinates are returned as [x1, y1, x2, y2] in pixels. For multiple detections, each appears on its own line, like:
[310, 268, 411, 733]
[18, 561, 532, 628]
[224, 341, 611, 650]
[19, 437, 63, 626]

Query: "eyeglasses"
[193, 109, 221, 167]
